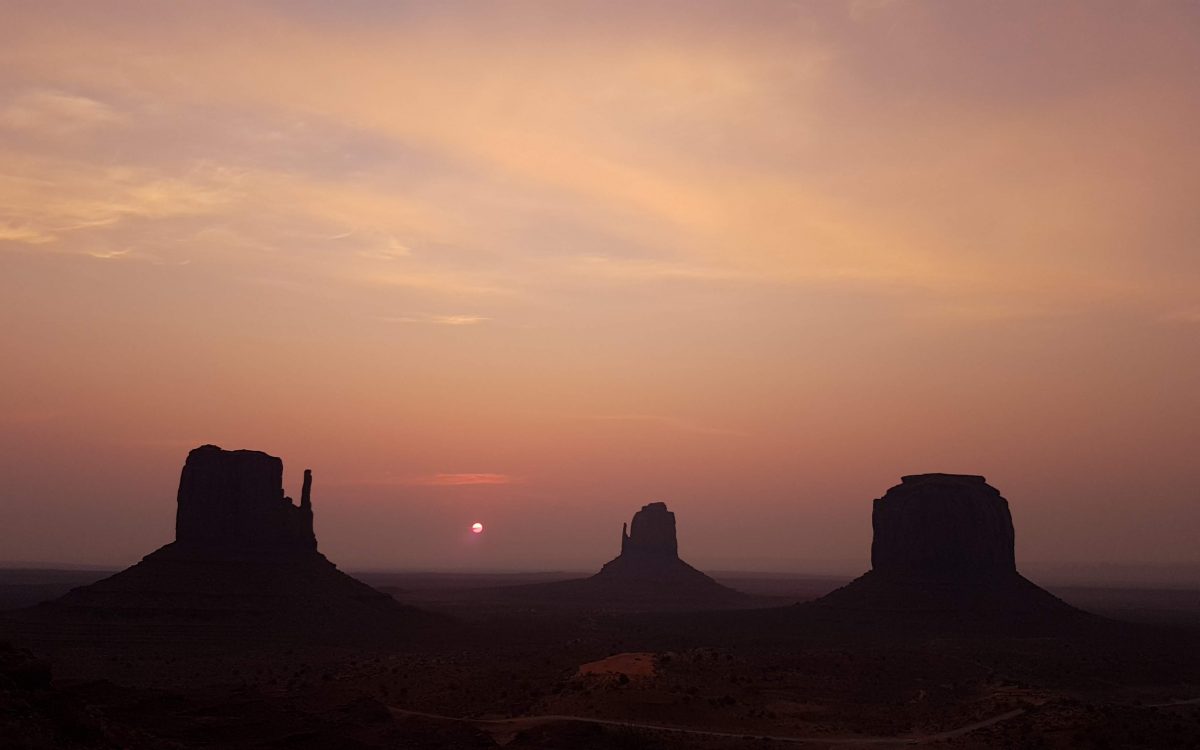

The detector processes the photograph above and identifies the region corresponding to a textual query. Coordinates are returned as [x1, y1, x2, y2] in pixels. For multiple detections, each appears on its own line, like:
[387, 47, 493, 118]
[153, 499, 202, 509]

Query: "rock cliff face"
[175, 445, 316, 558]
[870, 474, 1015, 578]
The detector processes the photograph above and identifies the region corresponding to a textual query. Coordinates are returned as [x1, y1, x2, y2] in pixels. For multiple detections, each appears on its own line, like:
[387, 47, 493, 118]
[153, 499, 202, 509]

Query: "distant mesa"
[812, 473, 1080, 617]
[30, 445, 425, 639]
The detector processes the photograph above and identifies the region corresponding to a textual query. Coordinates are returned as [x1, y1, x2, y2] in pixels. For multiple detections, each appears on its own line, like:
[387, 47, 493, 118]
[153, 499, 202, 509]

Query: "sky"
[1, 1, 1198, 583]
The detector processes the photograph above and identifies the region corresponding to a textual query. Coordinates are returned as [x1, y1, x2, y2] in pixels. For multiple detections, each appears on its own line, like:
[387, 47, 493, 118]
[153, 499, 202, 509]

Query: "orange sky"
[2, 1, 1198, 581]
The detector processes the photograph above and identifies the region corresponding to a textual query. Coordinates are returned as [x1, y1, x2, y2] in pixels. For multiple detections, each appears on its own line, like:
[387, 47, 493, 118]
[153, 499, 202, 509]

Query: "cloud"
[0, 158, 242, 253]
[85, 248, 132, 260]
[378, 314, 490, 326]
[1, 1, 1197, 319]
[353, 235, 411, 260]
[429, 315, 488, 326]
[0, 222, 55, 245]
[359, 271, 513, 297]
[0, 89, 123, 134]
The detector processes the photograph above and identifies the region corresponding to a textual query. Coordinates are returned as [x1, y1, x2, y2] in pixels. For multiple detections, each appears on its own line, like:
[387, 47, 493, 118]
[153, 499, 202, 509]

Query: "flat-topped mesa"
[620, 501, 679, 558]
[809, 473, 1080, 618]
[871, 473, 1015, 578]
[174, 445, 316, 558]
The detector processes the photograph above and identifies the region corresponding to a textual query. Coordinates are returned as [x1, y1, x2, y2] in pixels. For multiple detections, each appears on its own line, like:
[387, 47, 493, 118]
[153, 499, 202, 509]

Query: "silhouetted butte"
[29, 445, 424, 639]
[174, 445, 316, 558]
[479, 502, 746, 610]
[812, 474, 1080, 617]
[591, 502, 719, 586]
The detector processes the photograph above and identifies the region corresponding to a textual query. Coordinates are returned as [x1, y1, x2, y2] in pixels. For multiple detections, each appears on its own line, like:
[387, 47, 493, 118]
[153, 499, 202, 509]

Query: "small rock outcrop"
[812, 474, 1079, 618]
[175, 445, 316, 558]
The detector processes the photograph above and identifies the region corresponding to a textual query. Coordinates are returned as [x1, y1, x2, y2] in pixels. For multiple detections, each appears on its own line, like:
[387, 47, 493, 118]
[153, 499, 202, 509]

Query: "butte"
[488, 502, 748, 611]
[810, 473, 1082, 621]
[24, 445, 425, 641]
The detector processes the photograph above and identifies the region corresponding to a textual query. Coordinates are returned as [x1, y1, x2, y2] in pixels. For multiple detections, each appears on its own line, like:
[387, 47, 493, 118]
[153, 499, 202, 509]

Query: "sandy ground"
[577, 652, 657, 678]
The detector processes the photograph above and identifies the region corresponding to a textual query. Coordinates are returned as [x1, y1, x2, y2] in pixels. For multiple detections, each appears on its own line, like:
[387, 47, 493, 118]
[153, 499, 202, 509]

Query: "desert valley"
[3, 446, 1198, 748]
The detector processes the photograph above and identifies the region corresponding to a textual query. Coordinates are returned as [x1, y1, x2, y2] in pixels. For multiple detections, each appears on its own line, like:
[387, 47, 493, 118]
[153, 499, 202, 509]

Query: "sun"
[471, 522, 483, 534]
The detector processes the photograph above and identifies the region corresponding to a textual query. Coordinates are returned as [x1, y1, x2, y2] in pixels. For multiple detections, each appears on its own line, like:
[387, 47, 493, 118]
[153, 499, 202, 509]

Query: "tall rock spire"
[300, 469, 313, 511]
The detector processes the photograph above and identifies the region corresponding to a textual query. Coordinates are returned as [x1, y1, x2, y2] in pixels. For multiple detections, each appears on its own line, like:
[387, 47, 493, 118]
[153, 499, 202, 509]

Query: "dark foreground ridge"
[17, 445, 427, 641]
[811, 473, 1081, 618]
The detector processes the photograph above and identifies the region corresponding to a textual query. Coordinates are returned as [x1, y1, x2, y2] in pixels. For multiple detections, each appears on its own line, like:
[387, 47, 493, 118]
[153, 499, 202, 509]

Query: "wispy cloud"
[359, 270, 514, 297]
[85, 248, 132, 260]
[378, 313, 490, 326]
[430, 314, 488, 326]
[4, 3, 1192, 318]
[0, 222, 55, 245]
[0, 89, 123, 134]
[0, 158, 242, 252]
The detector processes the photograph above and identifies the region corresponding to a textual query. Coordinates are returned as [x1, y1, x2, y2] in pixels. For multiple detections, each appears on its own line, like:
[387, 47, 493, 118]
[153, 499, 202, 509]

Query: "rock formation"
[588, 502, 745, 602]
[813, 474, 1079, 617]
[175, 445, 316, 558]
[33, 445, 425, 639]
[477, 501, 748, 610]
[619, 501, 679, 558]
[871, 474, 1015, 578]
[595, 502, 711, 583]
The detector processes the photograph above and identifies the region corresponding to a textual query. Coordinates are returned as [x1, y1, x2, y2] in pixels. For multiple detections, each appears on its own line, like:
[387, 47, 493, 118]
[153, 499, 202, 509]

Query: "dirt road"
[390, 705, 1026, 745]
